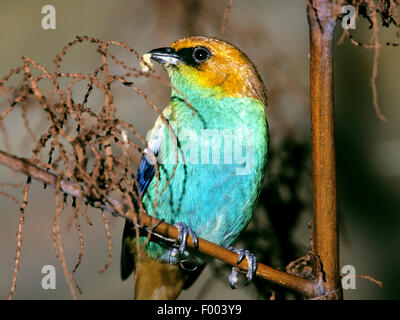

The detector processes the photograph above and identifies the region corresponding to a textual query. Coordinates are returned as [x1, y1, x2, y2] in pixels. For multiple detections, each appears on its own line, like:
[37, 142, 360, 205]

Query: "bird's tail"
[122, 220, 206, 299]
[134, 252, 186, 300]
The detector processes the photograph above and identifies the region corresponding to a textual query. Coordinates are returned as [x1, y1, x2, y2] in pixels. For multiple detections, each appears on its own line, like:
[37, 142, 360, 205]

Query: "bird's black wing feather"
[120, 154, 156, 280]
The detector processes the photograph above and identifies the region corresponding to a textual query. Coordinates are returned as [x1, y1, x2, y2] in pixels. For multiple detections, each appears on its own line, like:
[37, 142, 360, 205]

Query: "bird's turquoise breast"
[142, 92, 268, 261]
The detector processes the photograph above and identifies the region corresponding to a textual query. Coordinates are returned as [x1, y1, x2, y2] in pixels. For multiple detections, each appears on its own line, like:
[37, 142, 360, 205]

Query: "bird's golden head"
[149, 36, 267, 105]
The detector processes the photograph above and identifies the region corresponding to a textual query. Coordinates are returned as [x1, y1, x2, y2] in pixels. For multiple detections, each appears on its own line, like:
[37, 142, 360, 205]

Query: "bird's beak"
[149, 47, 181, 66]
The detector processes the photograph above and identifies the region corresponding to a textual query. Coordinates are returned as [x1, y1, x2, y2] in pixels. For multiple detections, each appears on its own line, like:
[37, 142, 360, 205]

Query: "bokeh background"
[0, 0, 399, 299]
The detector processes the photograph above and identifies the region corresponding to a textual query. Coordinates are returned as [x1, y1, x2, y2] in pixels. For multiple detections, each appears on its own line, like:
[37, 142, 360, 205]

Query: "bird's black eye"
[192, 46, 211, 63]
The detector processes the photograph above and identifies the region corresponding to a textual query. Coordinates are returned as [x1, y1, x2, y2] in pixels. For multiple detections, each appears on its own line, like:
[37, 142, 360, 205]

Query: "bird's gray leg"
[168, 222, 198, 264]
[225, 246, 258, 289]
[175, 222, 198, 253]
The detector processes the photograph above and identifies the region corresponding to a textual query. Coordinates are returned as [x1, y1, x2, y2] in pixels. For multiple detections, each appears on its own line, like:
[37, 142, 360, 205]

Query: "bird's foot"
[169, 222, 198, 264]
[225, 246, 258, 289]
[175, 222, 199, 254]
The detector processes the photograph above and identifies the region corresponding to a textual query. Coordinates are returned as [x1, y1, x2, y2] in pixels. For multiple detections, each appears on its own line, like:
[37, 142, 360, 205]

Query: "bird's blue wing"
[135, 123, 164, 198]
[135, 155, 156, 200]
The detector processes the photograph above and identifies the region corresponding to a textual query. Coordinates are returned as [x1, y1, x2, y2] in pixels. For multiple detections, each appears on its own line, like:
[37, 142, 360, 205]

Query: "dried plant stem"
[8, 178, 31, 300]
[98, 210, 112, 274]
[0, 149, 316, 298]
[368, 0, 387, 122]
[307, 1, 342, 299]
[221, 0, 235, 35]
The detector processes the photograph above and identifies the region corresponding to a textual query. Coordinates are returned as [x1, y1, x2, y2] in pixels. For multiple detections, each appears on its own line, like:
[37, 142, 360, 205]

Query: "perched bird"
[121, 36, 269, 299]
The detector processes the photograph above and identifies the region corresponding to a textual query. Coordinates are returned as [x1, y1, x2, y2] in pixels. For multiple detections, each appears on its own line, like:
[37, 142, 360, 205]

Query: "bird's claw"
[169, 223, 198, 265]
[174, 222, 198, 255]
[226, 246, 258, 289]
[229, 267, 240, 289]
[169, 247, 180, 264]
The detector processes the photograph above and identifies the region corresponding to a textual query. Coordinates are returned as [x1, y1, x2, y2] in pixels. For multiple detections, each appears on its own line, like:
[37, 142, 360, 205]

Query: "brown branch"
[0, 149, 316, 298]
[307, 1, 342, 299]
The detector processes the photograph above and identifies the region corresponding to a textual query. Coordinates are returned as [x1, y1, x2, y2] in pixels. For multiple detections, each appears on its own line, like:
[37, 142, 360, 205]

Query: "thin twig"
[8, 177, 31, 300]
[221, 0, 235, 35]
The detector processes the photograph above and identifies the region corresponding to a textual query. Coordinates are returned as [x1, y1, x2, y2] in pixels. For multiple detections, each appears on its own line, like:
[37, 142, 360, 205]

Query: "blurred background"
[0, 0, 399, 299]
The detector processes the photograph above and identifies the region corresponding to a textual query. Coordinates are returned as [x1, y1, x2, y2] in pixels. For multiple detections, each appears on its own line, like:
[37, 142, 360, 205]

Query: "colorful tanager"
[121, 36, 269, 299]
